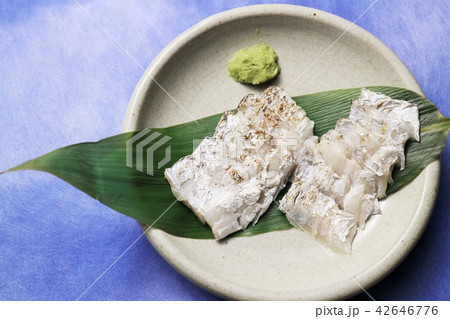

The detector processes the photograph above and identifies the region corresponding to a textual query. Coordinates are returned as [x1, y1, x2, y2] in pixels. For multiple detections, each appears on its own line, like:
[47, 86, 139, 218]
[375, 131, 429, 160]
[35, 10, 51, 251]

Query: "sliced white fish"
[280, 89, 420, 251]
[165, 86, 315, 240]
[281, 181, 357, 253]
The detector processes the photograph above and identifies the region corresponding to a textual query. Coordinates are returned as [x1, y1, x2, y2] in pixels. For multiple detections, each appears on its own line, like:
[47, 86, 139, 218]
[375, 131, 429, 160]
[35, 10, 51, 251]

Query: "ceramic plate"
[123, 5, 439, 300]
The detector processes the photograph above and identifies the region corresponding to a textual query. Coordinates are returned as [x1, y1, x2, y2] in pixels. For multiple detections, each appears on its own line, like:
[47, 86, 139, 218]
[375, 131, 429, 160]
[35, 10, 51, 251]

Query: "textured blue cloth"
[0, 0, 448, 300]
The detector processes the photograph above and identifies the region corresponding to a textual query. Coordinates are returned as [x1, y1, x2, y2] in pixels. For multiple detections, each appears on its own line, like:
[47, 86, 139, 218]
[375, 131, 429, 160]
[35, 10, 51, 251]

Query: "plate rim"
[123, 4, 440, 300]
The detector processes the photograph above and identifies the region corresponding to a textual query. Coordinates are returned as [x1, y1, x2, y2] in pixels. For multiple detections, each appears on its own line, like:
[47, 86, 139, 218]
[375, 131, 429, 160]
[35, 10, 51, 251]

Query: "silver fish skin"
[165, 86, 315, 240]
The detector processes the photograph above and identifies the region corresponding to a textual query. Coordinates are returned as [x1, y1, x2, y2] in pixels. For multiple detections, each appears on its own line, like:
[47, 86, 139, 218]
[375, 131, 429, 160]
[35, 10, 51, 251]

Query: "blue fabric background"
[0, 0, 448, 300]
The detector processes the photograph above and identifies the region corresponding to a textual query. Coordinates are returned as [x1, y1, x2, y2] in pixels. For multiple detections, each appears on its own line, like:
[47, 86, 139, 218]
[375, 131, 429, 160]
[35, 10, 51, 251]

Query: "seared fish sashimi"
[165, 86, 315, 240]
[280, 89, 420, 252]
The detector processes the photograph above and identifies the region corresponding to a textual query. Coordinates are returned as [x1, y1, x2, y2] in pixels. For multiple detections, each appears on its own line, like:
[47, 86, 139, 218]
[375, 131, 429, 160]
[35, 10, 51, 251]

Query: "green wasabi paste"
[227, 42, 280, 85]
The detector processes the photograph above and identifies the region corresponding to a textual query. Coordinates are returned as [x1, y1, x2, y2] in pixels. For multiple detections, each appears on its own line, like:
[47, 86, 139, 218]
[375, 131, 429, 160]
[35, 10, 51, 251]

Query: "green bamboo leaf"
[2, 87, 449, 239]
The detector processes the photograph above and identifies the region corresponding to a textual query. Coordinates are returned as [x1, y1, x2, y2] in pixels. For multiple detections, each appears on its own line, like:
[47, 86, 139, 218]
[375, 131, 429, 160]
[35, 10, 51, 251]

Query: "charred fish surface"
[165, 86, 315, 240]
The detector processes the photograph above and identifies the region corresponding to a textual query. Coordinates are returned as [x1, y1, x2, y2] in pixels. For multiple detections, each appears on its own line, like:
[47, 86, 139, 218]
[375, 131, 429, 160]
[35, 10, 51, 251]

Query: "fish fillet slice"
[282, 181, 357, 253]
[165, 86, 315, 240]
[280, 89, 420, 251]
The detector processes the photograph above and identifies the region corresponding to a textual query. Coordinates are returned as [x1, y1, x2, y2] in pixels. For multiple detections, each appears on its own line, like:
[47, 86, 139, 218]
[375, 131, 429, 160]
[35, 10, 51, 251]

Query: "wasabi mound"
[227, 42, 280, 85]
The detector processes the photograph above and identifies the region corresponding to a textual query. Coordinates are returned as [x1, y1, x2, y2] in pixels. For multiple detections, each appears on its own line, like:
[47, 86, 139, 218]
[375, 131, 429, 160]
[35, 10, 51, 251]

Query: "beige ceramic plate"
[123, 5, 439, 300]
